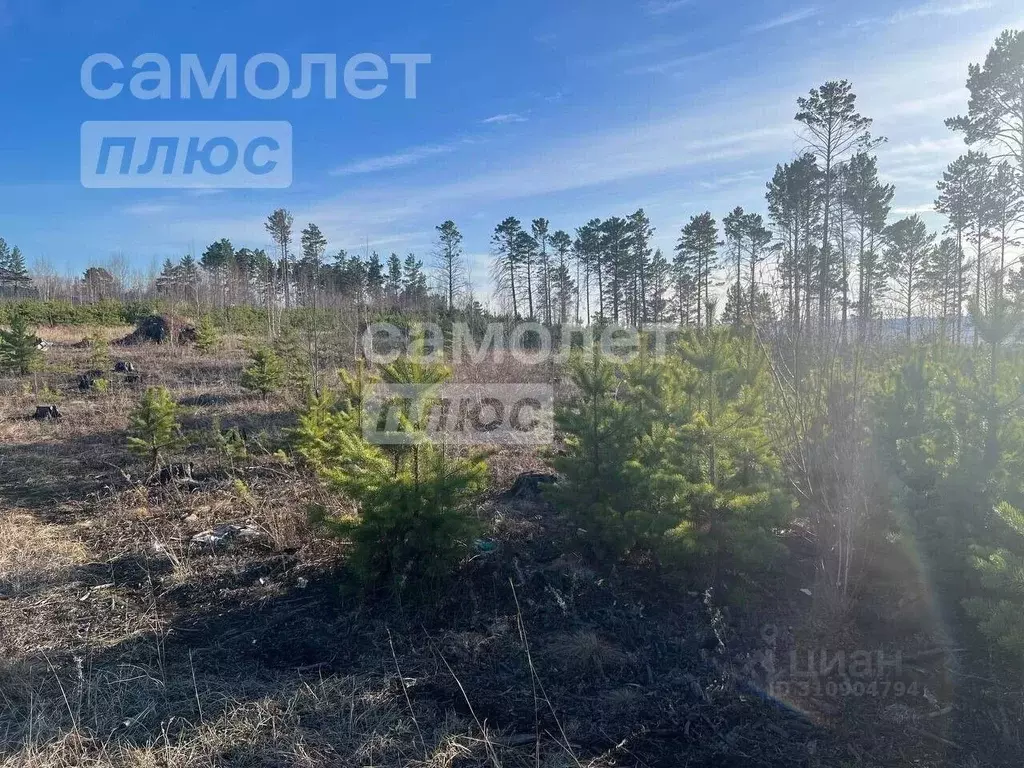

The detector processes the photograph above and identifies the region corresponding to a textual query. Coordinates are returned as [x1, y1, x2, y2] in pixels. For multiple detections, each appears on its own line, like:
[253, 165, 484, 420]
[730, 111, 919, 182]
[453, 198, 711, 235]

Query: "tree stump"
[78, 370, 105, 391]
[157, 463, 197, 486]
[503, 471, 558, 500]
[32, 405, 62, 420]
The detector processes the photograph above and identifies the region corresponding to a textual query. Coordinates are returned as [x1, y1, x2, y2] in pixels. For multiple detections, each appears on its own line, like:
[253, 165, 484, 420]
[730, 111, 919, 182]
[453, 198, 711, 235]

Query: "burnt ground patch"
[4, 480, 1014, 767]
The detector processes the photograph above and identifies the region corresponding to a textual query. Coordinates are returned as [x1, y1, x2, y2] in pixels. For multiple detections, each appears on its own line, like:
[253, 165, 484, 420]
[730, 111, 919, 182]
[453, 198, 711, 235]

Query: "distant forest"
[2, 30, 1023, 346]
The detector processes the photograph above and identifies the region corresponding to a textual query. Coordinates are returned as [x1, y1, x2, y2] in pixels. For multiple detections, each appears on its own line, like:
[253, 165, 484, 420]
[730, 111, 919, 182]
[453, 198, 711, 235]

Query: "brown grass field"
[0, 327, 1021, 767]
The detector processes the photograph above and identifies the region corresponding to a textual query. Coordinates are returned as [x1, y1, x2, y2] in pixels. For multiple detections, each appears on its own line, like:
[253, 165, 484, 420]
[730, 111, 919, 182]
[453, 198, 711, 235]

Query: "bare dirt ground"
[1, 329, 1021, 767]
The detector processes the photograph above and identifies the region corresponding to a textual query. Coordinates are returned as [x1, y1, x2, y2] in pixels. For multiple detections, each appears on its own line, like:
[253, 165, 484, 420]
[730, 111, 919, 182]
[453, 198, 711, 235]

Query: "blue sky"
[0, 0, 1020, 296]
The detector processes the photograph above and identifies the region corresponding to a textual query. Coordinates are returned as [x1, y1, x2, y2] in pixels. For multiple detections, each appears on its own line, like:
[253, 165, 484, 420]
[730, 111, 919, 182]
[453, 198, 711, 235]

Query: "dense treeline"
[3, 30, 1023, 344]
[0, 298, 158, 327]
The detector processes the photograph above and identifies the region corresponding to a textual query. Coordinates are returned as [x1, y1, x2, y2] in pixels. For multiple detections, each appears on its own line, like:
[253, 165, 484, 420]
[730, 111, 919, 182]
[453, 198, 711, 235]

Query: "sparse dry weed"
[0, 514, 88, 596]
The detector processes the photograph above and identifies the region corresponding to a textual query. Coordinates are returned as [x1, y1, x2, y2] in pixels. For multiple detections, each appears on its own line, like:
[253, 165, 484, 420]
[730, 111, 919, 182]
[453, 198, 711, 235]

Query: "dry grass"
[541, 631, 628, 678]
[35, 326, 134, 344]
[2, 334, 1012, 767]
[0, 339, 598, 767]
[0, 514, 89, 596]
[0, 669, 570, 768]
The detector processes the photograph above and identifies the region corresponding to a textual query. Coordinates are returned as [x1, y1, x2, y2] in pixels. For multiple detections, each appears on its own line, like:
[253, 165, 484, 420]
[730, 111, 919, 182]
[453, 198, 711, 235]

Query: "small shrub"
[36, 383, 62, 403]
[272, 328, 312, 394]
[221, 304, 268, 335]
[86, 332, 111, 369]
[313, 442, 488, 593]
[241, 347, 285, 400]
[876, 342, 1024, 655]
[658, 329, 789, 585]
[0, 313, 43, 374]
[194, 315, 220, 352]
[211, 417, 248, 464]
[548, 352, 670, 558]
[127, 386, 183, 472]
[296, 362, 488, 593]
[876, 345, 1024, 584]
[549, 330, 789, 590]
[964, 501, 1024, 661]
[233, 478, 257, 509]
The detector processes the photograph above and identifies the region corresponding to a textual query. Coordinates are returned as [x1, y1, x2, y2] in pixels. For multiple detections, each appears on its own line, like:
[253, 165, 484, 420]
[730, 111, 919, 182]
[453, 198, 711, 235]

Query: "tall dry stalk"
[759, 325, 877, 611]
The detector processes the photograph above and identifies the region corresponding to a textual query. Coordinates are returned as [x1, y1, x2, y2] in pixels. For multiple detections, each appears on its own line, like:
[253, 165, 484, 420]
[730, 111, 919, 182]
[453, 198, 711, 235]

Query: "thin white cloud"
[897, 0, 993, 19]
[893, 204, 936, 214]
[121, 203, 172, 216]
[626, 45, 733, 75]
[746, 7, 820, 33]
[876, 90, 964, 119]
[166, 110, 794, 253]
[643, 0, 693, 16]
[346, 121, 793, 210]
[481, 113, 528, 125]
[856, 0, 993, 27]
[877, 136, 969, 192]
[330, 143, 459, 176]
[697, 169, 771, 191]
[589, 34, 691, 64]
[881, 157, 950, 191]
[883, 136, 965, 157]
[347, 231, 433, 252]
